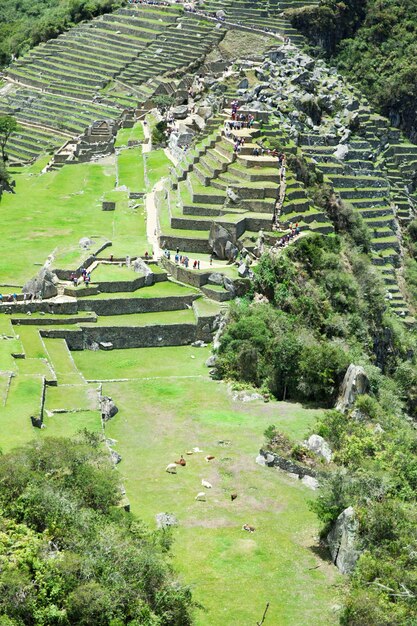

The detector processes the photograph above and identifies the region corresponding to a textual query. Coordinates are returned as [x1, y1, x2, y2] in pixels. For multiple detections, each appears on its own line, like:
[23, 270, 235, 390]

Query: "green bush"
[0, 433, 194, 625]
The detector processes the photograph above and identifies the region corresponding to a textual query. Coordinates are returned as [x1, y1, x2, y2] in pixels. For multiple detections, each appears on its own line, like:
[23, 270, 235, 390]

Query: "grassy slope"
[74, 347, 340, 626]
[0, 153, 148, 286]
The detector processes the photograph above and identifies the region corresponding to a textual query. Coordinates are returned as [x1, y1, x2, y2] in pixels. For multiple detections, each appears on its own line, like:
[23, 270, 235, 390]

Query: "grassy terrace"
[115, 122, 145, 147]
[79, 281, 199, 299]
[1, 155, 148, 286]
[117, 147, 145, 191]
[84, 309, 195, 327]
[69, 346, 340, 625]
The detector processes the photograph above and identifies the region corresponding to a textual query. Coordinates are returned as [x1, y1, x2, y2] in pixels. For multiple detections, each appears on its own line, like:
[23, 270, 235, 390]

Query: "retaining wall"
[77, 293, 199, 316]
[259, 449, 317, 478]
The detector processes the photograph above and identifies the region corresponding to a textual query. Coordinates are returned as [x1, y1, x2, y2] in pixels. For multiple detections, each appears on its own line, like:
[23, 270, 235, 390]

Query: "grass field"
[74, 346, 340, 626]
[0, 154, 150, 286]
[117, 147, 145, 191]
[115, 122, 145, 148]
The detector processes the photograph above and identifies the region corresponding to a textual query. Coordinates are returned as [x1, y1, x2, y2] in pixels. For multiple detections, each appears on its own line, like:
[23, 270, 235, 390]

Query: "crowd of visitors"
[70, 267, 91, 287]
[275, 223, 300, 248]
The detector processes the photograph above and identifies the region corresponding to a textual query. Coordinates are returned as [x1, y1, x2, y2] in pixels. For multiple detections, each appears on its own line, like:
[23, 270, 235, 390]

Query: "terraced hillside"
[0, 4, 224, 163]
[199, 0, 319, 44]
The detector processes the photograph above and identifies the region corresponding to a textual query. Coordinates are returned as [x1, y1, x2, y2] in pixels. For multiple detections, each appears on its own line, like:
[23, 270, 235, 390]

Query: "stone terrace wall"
[82, 323, 197, 349]
[77, 293, 199, 316]
[41, 323, 197, 350]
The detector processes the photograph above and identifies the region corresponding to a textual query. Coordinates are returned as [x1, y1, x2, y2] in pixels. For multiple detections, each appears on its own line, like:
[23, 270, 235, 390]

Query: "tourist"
[197, 260, 200, 270]
[209, 253, 213, 266]
[193, 260, 197, 269]
[144, 251, 149, 260]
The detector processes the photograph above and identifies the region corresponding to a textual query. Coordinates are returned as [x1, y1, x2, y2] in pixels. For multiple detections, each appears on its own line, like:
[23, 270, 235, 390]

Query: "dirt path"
[142, 120, 152, 154]
[145, 179, 164, 259]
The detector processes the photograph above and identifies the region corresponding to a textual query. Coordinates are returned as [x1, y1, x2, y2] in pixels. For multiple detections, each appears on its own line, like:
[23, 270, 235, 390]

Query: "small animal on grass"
[195, 492, 206, 502]
[242, 523, 255, 533]
[205, 455, 215, 462]
[231, 493, 238, 501]
[193, 447, 203, 453]
[175, 455, 186, 466]
[165, 463, 177, 474]
[201, 479, 212, 489]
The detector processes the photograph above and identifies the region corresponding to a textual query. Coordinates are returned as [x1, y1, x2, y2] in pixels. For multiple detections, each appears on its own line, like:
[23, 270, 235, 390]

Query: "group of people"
[276, 224, 300, 248]
[0, 293, 18, 304]
[0, 291, 42, 304]
[127, 0, 171, 5]
[70, 267, 91, 287]
[252, 146, 285, 165]
[233, 136, 245, 154]
[173, 251, 201, 270]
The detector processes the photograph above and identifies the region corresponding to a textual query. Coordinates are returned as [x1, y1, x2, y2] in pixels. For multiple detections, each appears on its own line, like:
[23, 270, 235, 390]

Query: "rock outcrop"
[133, 258, 154, 286]
[23, 267, 59, 299]
[304, 434, 332, 463]
[208, 223, 238, 261]
[336, 364, 369, 413]
[327, 506, 360, 574]
[100, 396, 118, 421]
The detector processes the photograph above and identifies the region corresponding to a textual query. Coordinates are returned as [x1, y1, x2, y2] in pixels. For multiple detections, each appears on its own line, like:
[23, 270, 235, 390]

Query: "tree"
[0, 116, 17, 164]
[153, 94, 175, 115]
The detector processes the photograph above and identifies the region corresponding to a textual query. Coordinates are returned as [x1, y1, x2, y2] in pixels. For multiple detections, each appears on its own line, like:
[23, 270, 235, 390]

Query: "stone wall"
[1, 301, 78, 315]
[40, 328, 84, 350]
[258, 449, 317, 478]
[160, 257, 208, 287]
[160, 236, 211, 254]
[77, 294, 199, 316]
[11, 314, 93, 325]
[82, 323, 197, 349]
[41, 323, 198, 350]
[95, 271, 167, 293]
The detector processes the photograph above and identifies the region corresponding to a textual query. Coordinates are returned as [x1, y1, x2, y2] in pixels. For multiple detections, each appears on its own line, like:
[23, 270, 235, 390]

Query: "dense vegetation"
[288, 0, 417, 141]
[217, 232, 415, 408]
[0, 433, 194, 626]
[0, 0, 124, 67]
[217, 228, 417, 623]
[312, 405, 417, 625]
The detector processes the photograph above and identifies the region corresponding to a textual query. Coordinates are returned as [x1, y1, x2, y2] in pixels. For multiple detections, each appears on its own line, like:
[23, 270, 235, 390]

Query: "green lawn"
[72, 345, 212, 380]
[91, 263, 138, 282]
[117, 147, 145, 191]
[144, 149, 172, 189]
[80, 281, 199, 300]
[87, 308, 195, 327]
[96, 368, 339, 625]
[70, 346, 340, 625]
[115, 122, 145, 147]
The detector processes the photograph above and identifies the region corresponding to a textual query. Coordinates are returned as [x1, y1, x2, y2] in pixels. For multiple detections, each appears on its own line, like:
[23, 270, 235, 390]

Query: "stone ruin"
[75, 119, 117, 162]
[23, 267, 59, 300]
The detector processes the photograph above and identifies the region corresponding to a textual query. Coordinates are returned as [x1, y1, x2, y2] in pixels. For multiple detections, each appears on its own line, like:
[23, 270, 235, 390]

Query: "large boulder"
[304, 434, 332, 463]
[133, 258, 154, 286]
[333, 144, 349, 160]
[336, 364, 369, 413]
[79, 237, 92, 249]
[23, 268, 59, 299]
[209, 223, 237, 261]
[171, 105, 188, 120]
[100, 396, 118, 421]
[327, 506, 360, 574]
[156, 513, 178, 529]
